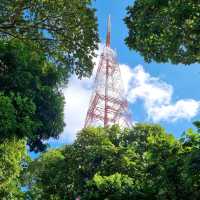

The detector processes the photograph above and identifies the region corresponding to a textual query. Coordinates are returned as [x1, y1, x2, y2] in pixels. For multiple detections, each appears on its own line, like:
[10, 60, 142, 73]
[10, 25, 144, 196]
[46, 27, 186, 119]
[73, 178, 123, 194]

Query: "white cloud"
[127, 65, 173, 106]
[59, 78, 92, 143]
[52, 46, 200, 144]
[127, 65, 200, 122]
[149, 100, 200, 122]
[119, 64, 134, 94]
[55, 44, 103, 143]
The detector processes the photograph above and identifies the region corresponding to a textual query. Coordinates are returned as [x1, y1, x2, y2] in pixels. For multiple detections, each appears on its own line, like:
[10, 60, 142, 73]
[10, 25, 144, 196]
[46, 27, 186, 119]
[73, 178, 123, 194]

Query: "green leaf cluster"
[125, 1, 200, 64]
[0, 40, 65, 152]
[0, 0, 99, 78]
[25, 124, 200, 199]
[0, 138, 28, 199]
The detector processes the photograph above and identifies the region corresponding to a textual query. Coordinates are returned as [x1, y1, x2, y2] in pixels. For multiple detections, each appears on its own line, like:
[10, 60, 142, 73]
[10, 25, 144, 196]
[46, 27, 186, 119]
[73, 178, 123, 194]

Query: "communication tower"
[84, 16, 132, 128]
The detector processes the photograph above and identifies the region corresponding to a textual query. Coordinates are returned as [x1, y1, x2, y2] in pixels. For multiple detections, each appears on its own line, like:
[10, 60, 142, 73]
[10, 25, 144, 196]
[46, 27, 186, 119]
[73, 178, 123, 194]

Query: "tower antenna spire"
[84, 16, 132, 128]
[106, 15, 111, 47]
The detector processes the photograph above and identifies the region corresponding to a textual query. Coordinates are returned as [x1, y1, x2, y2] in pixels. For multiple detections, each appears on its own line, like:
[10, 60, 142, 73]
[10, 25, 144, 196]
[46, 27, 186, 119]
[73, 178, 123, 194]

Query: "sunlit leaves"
[125, 1, 200, 64]
[0, 138, 27, 199]
[0, 0, 99, 79]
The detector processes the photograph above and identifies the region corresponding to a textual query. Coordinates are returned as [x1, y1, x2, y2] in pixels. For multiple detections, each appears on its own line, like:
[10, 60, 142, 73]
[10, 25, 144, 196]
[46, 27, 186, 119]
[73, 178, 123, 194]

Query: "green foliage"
[82, 173, 140, 200]
[24, 124, 200, 199]
[180, 128, 200, 199]
[0, 93, 16, 136]
[0, 138, 28, 199]
[0, 40, 65, 152]
[0, 0, 99, 78]
[25, 149, 67, 200]
[125, 1, 200, 64]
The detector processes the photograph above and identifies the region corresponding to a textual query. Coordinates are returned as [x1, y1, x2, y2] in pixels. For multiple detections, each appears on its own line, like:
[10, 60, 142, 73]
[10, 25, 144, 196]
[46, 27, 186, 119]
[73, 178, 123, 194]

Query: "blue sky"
[91, 0, 200, 137]
[42, 0, 200, 153]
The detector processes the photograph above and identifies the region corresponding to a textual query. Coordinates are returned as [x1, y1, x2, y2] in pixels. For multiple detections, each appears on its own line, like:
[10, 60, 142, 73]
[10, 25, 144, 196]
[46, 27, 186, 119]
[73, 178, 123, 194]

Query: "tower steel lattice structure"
[84, 16, 132, 128]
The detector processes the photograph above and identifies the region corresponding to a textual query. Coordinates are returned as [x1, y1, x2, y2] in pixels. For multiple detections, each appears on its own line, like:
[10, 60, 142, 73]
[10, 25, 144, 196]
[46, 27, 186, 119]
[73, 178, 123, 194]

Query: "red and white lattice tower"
[84, 16, 132, 128]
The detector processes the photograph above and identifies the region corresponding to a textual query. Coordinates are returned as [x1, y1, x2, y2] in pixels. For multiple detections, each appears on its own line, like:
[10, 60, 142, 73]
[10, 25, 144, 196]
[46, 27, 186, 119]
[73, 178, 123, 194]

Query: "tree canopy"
[0, 0, 100, 151]
[0, 40, 65, 152]
[0, 138, 28, 199]
[25, 124, 200, 199]
[1, 1, 200, 199]
[125, 1, 200, 64]
[0, 0, 99, 79]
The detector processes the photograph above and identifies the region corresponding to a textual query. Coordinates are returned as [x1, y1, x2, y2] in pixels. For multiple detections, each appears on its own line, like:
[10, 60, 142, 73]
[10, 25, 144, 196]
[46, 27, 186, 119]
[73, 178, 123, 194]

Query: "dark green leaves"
[0, 40, 65, 152]
[0, 0, 99, 79]
[125, 0, 200, 64]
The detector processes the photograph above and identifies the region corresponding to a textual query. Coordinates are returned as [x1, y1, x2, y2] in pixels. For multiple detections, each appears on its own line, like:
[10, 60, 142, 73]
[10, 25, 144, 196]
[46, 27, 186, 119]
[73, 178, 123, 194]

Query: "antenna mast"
[85, 16, 132, 128]
[106, 15, 111, 47]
